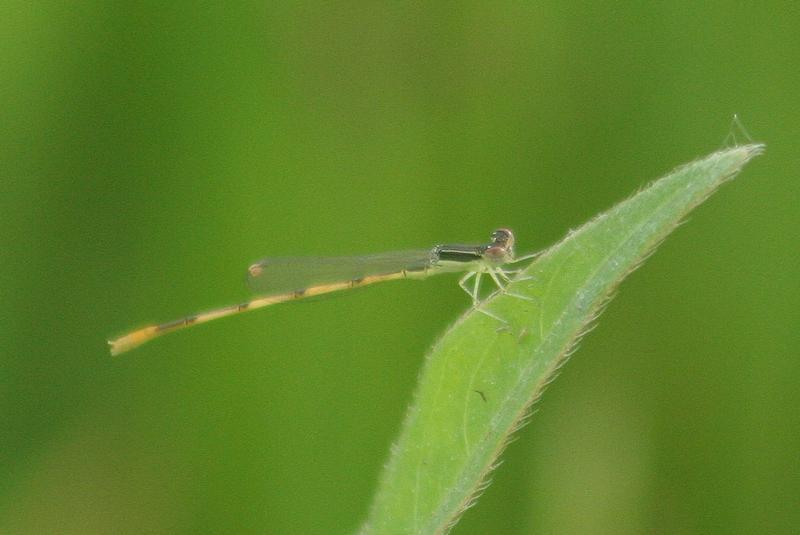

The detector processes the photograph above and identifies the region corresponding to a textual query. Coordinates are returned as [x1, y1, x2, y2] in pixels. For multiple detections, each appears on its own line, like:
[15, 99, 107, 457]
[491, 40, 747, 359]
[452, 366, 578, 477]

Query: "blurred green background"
[1, 2, 797, 533]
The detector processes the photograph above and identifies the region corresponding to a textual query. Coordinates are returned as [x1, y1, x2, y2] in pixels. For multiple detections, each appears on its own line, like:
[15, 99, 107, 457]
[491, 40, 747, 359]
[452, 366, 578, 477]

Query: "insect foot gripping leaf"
[359, 144, 764, 535]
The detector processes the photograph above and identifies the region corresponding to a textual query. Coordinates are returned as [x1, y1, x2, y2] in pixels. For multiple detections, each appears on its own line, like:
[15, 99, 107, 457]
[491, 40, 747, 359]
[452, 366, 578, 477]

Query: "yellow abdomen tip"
[108, 326, 159, 356]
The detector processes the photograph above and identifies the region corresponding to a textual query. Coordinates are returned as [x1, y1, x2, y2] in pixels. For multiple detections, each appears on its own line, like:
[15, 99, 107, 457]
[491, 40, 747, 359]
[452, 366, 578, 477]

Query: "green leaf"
[360, 144, 764, 534]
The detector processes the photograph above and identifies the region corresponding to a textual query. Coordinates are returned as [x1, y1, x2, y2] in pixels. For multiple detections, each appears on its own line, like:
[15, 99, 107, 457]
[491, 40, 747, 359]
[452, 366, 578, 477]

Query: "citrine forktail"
[108, 228, 538, 356]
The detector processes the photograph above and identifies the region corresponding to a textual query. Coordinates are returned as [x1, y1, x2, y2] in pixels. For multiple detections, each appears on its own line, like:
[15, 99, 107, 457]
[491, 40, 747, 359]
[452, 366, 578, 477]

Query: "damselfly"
[108, 228, 537, 356]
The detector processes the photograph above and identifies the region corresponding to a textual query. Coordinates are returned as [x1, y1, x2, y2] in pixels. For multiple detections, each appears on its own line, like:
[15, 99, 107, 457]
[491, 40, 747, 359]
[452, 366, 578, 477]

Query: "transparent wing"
[246, 249, 434, 295]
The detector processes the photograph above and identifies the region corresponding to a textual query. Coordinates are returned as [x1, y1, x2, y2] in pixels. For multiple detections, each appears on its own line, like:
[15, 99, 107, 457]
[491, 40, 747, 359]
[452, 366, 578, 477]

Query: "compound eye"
[491, 228, 514, 246]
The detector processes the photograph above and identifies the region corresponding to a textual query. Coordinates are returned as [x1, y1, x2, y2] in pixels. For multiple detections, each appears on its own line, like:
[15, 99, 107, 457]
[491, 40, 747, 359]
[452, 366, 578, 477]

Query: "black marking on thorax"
[434, 245, 485, 263]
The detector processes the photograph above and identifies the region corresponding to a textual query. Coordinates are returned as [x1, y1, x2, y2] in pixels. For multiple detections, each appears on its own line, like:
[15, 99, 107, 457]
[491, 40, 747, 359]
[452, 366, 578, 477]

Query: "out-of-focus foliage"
[1, 3, 796, 534]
